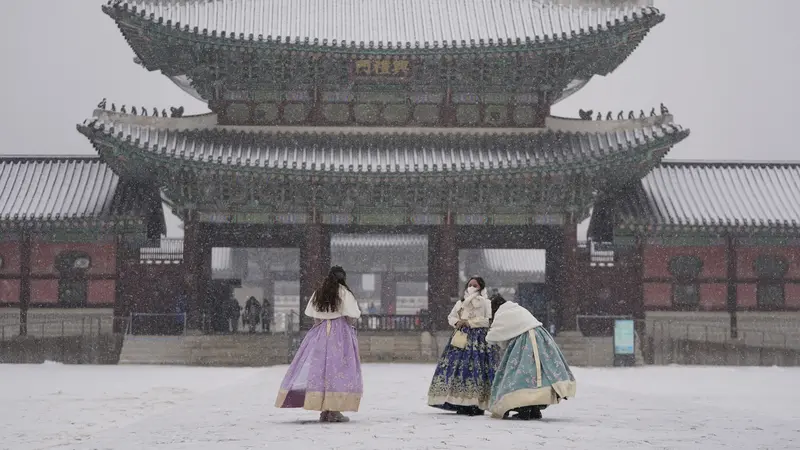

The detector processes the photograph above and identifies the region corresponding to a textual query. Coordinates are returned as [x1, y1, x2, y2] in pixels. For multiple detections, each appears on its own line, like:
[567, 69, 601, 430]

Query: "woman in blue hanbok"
[486, 294, 576, 420]
[427, 277, 496, 416]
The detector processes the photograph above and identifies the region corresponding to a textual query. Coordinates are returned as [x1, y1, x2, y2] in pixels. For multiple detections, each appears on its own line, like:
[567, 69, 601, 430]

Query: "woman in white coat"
[426, 277, 497, 416]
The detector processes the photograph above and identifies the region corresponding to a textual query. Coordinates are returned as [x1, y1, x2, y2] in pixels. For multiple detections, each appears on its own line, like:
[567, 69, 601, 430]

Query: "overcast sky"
[2, 0, 799, 237]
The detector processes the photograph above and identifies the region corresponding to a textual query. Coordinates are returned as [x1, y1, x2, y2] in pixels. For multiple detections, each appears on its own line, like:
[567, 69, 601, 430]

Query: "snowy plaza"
[3, 363, 798, 450]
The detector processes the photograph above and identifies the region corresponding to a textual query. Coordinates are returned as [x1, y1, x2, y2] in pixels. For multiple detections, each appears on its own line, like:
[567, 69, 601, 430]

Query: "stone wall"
[645, 311, 800, 350]
[0, 334, 123, 364]
[647, 338, 800, 367]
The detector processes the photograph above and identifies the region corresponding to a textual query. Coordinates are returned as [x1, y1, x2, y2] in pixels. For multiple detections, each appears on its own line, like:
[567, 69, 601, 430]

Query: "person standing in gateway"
[274, 266, 363, 423]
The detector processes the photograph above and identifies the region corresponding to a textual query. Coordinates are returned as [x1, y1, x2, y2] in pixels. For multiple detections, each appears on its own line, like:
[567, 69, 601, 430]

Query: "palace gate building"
[78, 0, 688, 331]
[16, 1, 797, 343]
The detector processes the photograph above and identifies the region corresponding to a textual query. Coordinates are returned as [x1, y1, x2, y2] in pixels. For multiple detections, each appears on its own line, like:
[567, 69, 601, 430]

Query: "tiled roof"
[613, 161, 800, 233]
[481, 249, 546, 278]
[0, 156, 163, 230]
[106, 0, 662, 52]
[77, 115, 688, 177]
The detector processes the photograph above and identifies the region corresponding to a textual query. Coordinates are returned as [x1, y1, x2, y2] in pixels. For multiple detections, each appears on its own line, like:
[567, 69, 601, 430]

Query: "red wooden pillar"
[380, 272, 397, 314]
[19, 231, 31, 336]
[726, 235, 738, 339]
[559, 222, 580, 331]
[299, 223, 330, 330]
[183, 216, 209, 330]
[428, 223, 458, 331]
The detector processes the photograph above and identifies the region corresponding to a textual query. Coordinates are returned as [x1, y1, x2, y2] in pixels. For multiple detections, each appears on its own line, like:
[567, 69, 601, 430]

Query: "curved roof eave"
[75, 116, 690, 179]
[103, 1, 664, 58]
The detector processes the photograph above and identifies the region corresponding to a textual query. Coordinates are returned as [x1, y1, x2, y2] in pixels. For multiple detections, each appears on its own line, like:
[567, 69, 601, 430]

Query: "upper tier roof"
[0, 156, 164, 232]
[605, 161, 800, 235]
[106, 0, 662, 52]
[77, 110, 688, 180]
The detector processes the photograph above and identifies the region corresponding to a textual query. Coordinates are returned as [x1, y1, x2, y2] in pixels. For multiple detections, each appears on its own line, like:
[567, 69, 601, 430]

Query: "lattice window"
[669, 255, 703, 308]
[55, 251, 91, 307]
[754, 255, 788, 309]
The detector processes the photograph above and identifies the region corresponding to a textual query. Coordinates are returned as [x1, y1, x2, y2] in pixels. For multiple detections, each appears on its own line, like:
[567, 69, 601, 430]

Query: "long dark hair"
[462, 276, 486, 300]
[490, 293, 507, 319]
[311, 266, 352, 313]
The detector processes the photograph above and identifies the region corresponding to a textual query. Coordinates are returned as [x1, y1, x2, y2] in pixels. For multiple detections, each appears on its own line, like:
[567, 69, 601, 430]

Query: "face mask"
[466, 286, 478, 294]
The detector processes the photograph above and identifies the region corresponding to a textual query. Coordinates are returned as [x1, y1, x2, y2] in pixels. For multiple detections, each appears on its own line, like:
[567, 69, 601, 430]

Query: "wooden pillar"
[299, 224, 330, 330]
[428, 224, 458, 331]
[183, 217, 208, 330]
[558, 223, 580, 332]
[19, 231, 31, 336]
[726, 235, 738, 339]
[380, 272, 397, 314]
[114, 234, 127, 333]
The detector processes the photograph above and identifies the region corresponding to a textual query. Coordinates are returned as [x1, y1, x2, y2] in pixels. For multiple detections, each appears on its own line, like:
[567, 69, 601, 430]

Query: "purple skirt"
[274, 317, 363, 412]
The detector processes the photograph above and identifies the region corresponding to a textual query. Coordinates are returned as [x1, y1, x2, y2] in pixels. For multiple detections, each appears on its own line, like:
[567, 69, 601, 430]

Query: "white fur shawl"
[485, 301, 543, 344]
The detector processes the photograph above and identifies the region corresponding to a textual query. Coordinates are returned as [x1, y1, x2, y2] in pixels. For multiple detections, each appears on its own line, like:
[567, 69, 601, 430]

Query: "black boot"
[512, 406, 542, 420]
[456, 406, 484, 416]
[466, 406, 484, 416]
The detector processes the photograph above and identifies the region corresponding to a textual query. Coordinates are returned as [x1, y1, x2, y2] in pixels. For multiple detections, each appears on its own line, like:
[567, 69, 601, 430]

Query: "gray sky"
[2, 0, 799, 236]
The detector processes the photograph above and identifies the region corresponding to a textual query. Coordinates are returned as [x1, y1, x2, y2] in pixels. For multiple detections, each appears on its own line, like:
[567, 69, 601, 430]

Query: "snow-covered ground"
[1, 363, 798, 450]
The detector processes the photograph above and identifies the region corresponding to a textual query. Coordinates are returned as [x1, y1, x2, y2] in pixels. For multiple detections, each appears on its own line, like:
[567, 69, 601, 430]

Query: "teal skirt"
[489, 327, 577, 418]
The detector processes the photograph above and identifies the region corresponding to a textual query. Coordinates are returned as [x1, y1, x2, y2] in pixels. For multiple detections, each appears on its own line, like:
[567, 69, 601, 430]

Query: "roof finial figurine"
[131, 106, 138, 115]
[606, 111, 613, 121]
[650, 107, 656, 117]
[639, 110, 645, 119]
[141, 107, 148, 116]
[627, 110, 635, 120]
[578, 109, 593, 120]
[153, 107, 159, 117]
[617, 111, 624, 120]
[170, 106, 185, 118]
[596, 111, 603, 121]
[97, 98, 107, 109]
[120, 105, 127, 114]
[660, 103, 669, 115]
[111, 103, 116, 112]
[161, 109, 167, 117]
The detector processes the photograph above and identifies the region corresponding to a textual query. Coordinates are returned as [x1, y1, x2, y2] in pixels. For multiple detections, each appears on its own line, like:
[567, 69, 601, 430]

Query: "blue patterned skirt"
[427, 327, 497, 412]
[489, 327, 577, 418]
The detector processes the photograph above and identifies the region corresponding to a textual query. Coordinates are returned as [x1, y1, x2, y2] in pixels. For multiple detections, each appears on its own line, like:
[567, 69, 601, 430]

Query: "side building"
[587, 161, 800, 346]
[0, 156, 163, 336]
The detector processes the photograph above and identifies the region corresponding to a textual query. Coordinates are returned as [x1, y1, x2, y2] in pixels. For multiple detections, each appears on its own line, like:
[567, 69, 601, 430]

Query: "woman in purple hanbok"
[275, 266, 363, 423]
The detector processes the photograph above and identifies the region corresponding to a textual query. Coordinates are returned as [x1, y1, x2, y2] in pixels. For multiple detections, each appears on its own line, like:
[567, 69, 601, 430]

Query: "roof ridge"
[0, 154, 101, 162]
[79, 117, 685, 138]
[659, 159, 800, 168]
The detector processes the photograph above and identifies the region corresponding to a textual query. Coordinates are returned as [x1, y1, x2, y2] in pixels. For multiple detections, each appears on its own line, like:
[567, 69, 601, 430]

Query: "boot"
[327, 411, 350, 423]
[319, 411, 330, 422]
[466, 406, 484, 416]
[512, 406, 542, 420]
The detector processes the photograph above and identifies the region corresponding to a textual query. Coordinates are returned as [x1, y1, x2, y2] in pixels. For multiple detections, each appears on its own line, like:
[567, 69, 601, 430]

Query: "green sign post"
[613, 319, 636, 367]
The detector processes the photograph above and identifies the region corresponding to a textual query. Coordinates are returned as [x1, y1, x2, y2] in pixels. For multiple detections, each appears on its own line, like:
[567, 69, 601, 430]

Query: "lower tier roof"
[0, 156, 164, 232]
[593, 161, 800, 236]
[77, 112, 688, 183]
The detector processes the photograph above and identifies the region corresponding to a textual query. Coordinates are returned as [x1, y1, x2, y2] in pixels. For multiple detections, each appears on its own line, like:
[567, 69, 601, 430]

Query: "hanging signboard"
[350, 59, 412, 82]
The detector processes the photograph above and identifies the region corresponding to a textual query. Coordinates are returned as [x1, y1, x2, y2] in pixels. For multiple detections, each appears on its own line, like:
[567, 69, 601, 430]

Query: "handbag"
[450, 329, 468, 349]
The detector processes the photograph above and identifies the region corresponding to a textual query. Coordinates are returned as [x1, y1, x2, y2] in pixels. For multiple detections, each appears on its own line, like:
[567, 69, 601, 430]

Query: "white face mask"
[466, 286, 478, 294]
